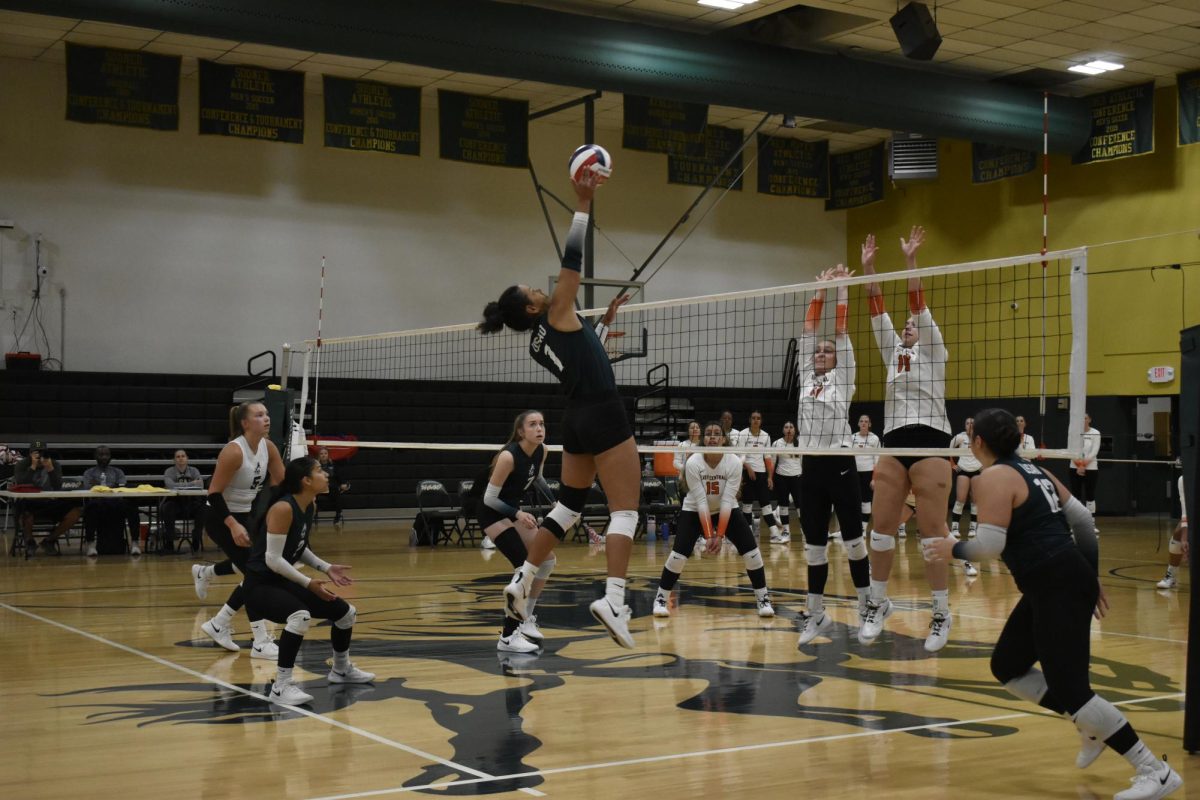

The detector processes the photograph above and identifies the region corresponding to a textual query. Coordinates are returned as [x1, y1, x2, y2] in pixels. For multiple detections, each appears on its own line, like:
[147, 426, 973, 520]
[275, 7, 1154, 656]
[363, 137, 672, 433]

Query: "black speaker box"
[890, 2, 942, 61]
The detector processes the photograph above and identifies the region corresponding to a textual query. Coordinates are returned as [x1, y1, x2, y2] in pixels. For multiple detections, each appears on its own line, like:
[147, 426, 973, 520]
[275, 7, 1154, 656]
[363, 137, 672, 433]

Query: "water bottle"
[647, 514, 657, 539]
[659, 520, 670, 541]
[100, 470, 108, 487]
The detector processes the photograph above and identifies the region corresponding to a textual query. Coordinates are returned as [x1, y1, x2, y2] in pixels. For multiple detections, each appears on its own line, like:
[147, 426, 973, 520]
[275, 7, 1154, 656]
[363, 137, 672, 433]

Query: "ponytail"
[478, 285, 534, 334]
[229, 401, 261, 440]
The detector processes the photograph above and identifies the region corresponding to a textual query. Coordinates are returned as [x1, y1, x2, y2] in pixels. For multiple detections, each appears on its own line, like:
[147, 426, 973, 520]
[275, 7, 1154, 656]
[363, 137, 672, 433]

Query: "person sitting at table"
[13, 441, 82, 556]
[82, 445, 142, 557]
[315, 447, 350, 526]
[161, 449, 206, 553]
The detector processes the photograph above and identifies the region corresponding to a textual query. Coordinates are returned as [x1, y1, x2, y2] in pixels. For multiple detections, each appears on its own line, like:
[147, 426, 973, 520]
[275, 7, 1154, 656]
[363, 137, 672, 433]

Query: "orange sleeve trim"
[805, 297, 824, 329]
[908, 288, 925, 314]
[868, 294, 886, 317]
[715, 507, 731, 538]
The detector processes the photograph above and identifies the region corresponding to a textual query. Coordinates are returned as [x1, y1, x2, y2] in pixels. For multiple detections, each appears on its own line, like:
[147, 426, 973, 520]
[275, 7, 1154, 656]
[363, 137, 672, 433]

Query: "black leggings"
[990, 550, 1099, 715]
[204, 509, 262, 622]
[798, 455, 862, 546]
[773, 474, 802, 515]
[1068, 471, 1099, 506]
[672, 509, 757, 556]
[243, 573, 352, 670]
[741, 471, 779, 526]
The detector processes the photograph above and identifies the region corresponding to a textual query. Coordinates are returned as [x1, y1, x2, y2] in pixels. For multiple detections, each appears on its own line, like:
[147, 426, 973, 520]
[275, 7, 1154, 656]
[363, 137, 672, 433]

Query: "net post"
[1068, 250, 1088, 456]
[297, 344, 313, 446]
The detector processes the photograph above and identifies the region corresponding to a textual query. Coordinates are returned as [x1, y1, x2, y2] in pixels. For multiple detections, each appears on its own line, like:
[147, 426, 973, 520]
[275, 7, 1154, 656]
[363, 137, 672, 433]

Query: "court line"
[304, 692, 1185, 800]
[0, 602, 545, 798]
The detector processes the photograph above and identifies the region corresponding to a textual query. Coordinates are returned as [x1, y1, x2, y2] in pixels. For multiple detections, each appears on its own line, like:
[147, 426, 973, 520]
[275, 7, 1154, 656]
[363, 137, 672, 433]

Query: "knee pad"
[285, 609, 311, 636]
[869, 531, 895, 552]
[952, 502, 964, 515]
[805, 543, 829, 566]
[970, 504, 978, 516]
[741, 503, 753, 515]
[333, 603, 357, 630]
[861, 502, 871, 515]
[1170, 538, 1184, 555]
[1001, 668, 1047, 705]
[607, 509, 638, 540]
[1072, 694, 1127, 741]
[742, 547, 764, 572]
[845, 536, 868, 561]
[535, 554, 556, 580]
[664, 550, 688, 574]
[544, 501, 582, 540]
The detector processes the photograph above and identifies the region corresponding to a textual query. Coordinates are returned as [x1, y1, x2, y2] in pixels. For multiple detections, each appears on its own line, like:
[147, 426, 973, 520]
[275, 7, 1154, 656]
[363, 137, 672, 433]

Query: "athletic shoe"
[797, 611, 833, 645]
[897, 524, 907, 539]
[585, 525, 604, 544]
[652, 594, 671, 617]
[924, 611, 953, 653]
[328, 663, 376, 684]
[1156, 574, 1177, 590]
[1076, 730, 1105, 769]
[589, 598, 635, 649]
[963, 560, 979, 578]
[858, 598, 893, 644]
[480, 536, 496, 550]
[757, 595, 775, 618]
[769, 532, 791, 544]
[1114, 757, 1183, 800]
[269, 681, 314, 706]
[39, 539, 58, 555]
[86, 542, 98, 557]
[518, 615, 544, 643]
[250, 639, 279, 660]
[861, 521, 869, 535]
[192, 564, 211, 600]
[503, 569, 529, 622]
[829, 529, 842, 540]
[130, 541, 141, 556]
[201, 619, 240, 652]
[968, 522, 978, 538]
[497, 631, 540, 654]
[951, 521, 960, 536]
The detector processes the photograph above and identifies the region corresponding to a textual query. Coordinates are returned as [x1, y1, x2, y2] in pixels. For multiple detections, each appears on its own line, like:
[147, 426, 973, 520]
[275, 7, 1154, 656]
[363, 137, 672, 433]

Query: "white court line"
[0, 602, 545, 798]
[305, 692, 1185, 800]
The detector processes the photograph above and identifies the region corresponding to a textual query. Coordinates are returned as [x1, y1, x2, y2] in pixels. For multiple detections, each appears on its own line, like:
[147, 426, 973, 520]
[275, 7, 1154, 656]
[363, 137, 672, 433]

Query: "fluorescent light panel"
[1068, 64, 1104, 75]
[1068, 59, 1124, 75]
[699, 0, 754, 9]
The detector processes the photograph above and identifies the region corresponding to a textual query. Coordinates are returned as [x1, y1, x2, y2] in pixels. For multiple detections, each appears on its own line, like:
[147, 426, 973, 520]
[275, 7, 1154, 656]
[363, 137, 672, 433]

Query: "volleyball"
[568, 143, 613, 183]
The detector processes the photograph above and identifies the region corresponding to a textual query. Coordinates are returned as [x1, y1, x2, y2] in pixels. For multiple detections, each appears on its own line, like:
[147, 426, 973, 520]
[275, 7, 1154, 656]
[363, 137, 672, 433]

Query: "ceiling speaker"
[890, 2, 942, 61]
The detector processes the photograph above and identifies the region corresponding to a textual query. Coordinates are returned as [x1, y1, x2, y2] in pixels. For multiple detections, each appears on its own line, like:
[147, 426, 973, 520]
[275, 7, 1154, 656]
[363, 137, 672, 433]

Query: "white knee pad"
[333, 603, 357, 630]
[861, 502, 871, 515]
[546, 502, 581, 536]
[952, 501, 964, 515]
[606, 509, 638, 540]
[535, 554, 556, 580]
[741, 503, 753, 515]
[742, 548, 764, 571]
[1170, 538, 1185, 555]
[1072, 695, 1128, 742]
[805, 543, 829, 566]
[1003, 669, 1047, 705]
[845, 536, 868, 561]
[285, 609, 311, 636]
[664, 550, 688, 574]
[869, 530, 896, 552]
[970, 504, 978, 516]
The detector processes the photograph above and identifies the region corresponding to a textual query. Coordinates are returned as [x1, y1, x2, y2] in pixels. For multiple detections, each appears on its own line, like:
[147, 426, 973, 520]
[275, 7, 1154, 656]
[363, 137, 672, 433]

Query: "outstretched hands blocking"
[900, 225, 926, 263]
[860, 234, 878, 273]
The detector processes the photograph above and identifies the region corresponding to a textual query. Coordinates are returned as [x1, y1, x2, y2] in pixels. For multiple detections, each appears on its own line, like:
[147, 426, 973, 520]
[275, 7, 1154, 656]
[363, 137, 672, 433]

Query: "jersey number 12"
[1032, 477, 1061, 513]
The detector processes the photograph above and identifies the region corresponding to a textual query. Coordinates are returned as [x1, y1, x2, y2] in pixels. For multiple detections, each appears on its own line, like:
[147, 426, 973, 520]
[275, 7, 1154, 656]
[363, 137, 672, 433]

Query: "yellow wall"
[847, 85, 1200, 398]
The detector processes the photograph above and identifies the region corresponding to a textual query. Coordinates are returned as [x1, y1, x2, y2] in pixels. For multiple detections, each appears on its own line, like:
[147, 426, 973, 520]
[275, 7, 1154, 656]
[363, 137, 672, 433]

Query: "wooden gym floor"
[0, 517, 1191, 799]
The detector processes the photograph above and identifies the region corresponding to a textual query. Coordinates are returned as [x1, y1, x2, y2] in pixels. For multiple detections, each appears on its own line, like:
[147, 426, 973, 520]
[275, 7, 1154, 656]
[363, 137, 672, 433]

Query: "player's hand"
[704, 535, 723, 555]
[745, 470, 756, 481]
[1093, 582, 1109, 620]
[231, 521, 251, 547]
[310, 580, 337, 601]
[861, 234, 877, 272]
[901, 225, 926, 264]
[767, 477, 774, 491]
[516, 511, 539, 531]
[327, 564, 353, 587]
[601, 294, 631, 327]
[922, 534, 955, 565]
[572, 170, 601, 208]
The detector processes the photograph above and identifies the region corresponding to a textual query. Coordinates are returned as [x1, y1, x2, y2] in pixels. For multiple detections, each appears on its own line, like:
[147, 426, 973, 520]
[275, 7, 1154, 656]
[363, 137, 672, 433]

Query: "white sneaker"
[518, 615, 543, 643]
[497, 631, 540, 653]
[798, 611, 833, 645]
[503, 569, 529, 622]
[130, 541, 141, 556]
[269, 681, 314, 706]
[328, 663, 376, 684]
[192, 564, 211, 600]
[251, 638, 279, 660]
[1076, 730, 1104, 769]
[1114, 757, 1183, 800]
[951, 521, 960, 536]
[897, 525, 907, 539]
[829, 529, 842, 540]
[652, 594, 671, 617]
[963, 560, 979, 578]
[925, 611, 952, 652]
[86, 542, 98, 557]
[968, 522, 978, 538]
[201, 619, 240, 652]
[589, 598, 635, 649]
[756, 595, 775, 618]
[1156, 574, 1177, 590]
[480, 536, 496, 550]
[858, 598, 893, 644]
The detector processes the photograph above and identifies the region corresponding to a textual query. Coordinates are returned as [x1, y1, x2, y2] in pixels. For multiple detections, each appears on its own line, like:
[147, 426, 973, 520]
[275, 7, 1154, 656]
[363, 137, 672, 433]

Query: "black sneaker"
[39, 540, 59, 556]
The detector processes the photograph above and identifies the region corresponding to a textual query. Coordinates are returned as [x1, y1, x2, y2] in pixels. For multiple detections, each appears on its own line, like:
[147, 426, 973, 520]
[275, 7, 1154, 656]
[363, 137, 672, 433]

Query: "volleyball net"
[294, 246, 1089, 461]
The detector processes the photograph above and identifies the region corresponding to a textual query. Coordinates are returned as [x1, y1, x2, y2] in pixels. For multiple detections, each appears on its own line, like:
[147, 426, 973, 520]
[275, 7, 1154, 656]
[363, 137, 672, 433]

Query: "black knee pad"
[558, 484, 589, 512]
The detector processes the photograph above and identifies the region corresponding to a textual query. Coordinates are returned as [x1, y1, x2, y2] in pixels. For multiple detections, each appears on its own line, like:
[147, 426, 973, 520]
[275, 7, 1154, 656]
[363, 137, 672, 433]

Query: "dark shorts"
[205, 508, 251, 568]
[16, 498, 81, 520]
[957, 467, 981, 478]
[562, 394, 633, 456]
[477, 505, 516, 531]
[882, 424, 952, 470]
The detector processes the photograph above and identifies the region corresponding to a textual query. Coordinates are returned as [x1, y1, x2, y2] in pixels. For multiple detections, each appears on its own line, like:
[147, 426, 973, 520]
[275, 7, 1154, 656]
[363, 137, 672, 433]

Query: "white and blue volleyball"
[568, 144, 613, 183]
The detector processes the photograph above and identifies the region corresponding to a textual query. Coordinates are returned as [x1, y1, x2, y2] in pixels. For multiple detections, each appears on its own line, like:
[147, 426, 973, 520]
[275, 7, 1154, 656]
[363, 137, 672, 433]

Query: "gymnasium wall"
[0, 57, 846, 377]
[846, 84, 1200, 399]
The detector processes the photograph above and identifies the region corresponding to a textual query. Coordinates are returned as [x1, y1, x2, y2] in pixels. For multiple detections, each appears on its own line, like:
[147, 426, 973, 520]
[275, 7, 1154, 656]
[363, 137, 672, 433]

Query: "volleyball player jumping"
[478, 172, 640, 649]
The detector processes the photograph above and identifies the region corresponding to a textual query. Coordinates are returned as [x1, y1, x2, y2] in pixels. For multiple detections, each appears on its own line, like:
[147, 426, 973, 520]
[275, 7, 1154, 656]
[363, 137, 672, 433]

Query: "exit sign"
[1147, 366, 1175, 384]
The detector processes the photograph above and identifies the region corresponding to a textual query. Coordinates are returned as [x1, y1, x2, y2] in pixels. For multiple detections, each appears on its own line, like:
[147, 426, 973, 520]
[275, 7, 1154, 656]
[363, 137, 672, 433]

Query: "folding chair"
[457, 479, 482, 546]
[415, 480, 462, 546]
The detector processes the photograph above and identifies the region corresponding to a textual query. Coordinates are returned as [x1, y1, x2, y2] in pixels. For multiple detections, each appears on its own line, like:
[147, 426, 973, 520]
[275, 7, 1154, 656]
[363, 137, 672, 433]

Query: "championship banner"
[825, 143, 885, 210]
[667, 125, 744, 190]
[65, 42, 179, 131]
[198, 59, 304, 143]
[438, 90, 529, 168]
[622, 94, 707, 157]
[1178, 70, 1200, 146]
[971, 142, 1036, 184]
[756, 135, 828, 198]
[323, 76, 420, 156]
[1072, 81, 1154, 164]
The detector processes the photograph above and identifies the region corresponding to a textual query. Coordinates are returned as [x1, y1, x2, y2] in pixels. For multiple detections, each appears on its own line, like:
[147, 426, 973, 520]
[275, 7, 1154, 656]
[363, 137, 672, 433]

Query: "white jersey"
[1081, 427, 1101, 470]
[871, 307, 951, 435]
[1179, 476, 1187, 523]
[683, 453, 743, 514]
[851, 432, 880, 472]
[731, 428, 771, 472]
[950, 432, 982, 472]
[1019, 433, 1036, 453]
[673, 439, 698, 474]
[771, 438, 803, 476]
[796, 330, 856, 448]
[224, 435, 269, 513]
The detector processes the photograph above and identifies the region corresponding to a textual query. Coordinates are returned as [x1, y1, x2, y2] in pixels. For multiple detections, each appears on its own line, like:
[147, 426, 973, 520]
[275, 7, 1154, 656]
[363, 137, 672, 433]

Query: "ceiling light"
[1068, 64, 1105, 75]
[1086, 60, 1123, 71]
[699, 0, 755, 9]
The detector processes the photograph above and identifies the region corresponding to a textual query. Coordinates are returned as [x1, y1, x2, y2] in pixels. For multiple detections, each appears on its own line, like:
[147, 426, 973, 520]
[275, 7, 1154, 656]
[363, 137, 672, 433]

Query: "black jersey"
[996, 455, 1075, 583]
[245, 495, 314, 575]
[529, 313, 616, 403]
[497, 442, 545, 506]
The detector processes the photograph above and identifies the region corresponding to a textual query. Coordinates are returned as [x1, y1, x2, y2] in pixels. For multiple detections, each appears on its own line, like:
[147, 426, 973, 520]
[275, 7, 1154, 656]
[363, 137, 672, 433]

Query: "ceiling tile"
[1066, 21, 1142, 41]
[1125, 32, 1199, 50]
[231, 42, 315, 60]
[0, 42, 46, 59]
[155, 32, 240, 50]
[0, 11, 76, 30]
[62, 31, 153, 50]
[142, 43, 225, 60]
[1007, 39, 1077, 57]
[942, 0, 1028, 18]
[215, 52, 304, 70]
[934, 8, 995, 28]
[1134, 5, 1200, 26]
[1070, 0, 1156, 12]
[976, 19, 1054, 39]
[1102, 12, 1177, 34]
[0, 31, 58, 48]
[953, 28, 1021, 47]
[73, 20, 160, 40]
[301, 53, 387, 70]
